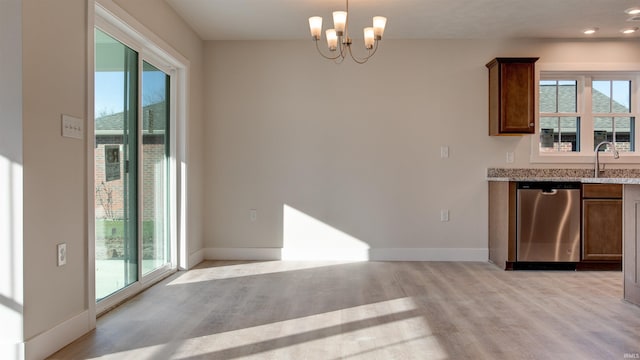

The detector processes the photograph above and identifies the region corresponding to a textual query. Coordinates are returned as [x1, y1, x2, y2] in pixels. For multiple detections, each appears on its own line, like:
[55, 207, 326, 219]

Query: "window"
[539, 80, 579, 152]
[592, 80, 634, 152]
[535, 72, 640, 162]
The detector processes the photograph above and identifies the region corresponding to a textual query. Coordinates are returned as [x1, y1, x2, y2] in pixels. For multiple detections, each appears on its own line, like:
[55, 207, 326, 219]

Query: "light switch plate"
[440, 146, 449, 159]
[57, 243, 67, 266]
[440, 209, 449, 222]
[62, 114, 83, 139]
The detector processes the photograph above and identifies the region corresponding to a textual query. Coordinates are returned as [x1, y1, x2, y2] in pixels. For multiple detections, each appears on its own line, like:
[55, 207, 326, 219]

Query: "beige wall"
[22, 0, 89, 340]
[203, 39, 640, 254]
[18, 0, 204, 356]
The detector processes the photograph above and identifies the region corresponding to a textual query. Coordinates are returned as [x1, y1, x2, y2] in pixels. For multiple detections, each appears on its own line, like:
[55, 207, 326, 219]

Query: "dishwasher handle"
[541, 189, 558, 195]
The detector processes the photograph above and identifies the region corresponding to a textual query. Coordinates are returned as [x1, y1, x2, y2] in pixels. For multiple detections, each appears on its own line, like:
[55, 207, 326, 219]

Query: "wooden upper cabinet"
[486, 57, 539, 136]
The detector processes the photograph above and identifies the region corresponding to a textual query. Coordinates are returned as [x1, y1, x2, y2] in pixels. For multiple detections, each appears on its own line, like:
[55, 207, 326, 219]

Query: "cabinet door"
[499, 62, 536, 133]
[582, 199, 622, 261]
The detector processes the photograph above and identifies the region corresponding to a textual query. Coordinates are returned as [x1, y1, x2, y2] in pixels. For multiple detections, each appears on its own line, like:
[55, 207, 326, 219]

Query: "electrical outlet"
[440, 209, 449, 222]
[57, 243, 67, 266]
[250, 209, 257, 222]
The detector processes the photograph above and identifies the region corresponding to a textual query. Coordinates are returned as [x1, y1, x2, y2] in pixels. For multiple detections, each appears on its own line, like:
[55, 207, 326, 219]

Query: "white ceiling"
[165, 0, 640, 40]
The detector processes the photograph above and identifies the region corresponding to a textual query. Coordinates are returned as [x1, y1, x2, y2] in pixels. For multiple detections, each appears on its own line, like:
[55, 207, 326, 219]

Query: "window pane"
[593, 80, 631, 114]
[612, 81, 631, 113]
[539, 116, 579, 152]
[592, 81, 611, 113]
[558, 81, 577, 112]
[141, 61, 170, 276]
[539, 80, 577, 113]
[614, 117, 634, 152]
[594, 117, 613, 149]
[539, 81, 557, 113]
[593, 116, 634, 152]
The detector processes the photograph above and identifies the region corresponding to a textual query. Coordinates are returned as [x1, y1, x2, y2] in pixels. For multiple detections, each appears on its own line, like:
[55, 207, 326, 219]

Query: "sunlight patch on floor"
[88, 297, 448, 360]
[167, 260, 364, 285]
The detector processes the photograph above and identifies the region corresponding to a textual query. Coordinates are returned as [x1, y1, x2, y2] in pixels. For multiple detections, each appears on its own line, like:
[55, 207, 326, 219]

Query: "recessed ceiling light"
[583, 27, 598, 35]
[625, 7, 640, 15]
[621, 27, 639, 34]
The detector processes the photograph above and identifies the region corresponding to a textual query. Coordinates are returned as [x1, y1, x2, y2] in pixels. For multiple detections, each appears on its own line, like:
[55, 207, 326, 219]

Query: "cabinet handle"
[529, 122, 534, 127]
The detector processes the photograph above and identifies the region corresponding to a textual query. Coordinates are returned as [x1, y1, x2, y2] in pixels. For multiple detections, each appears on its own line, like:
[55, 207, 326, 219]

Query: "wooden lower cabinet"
[582, 199, 622, 261]
[579, 184, 623, 270]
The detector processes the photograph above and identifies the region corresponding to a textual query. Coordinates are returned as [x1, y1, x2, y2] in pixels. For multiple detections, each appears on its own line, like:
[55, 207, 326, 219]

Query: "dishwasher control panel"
[517, 181, 581, 190]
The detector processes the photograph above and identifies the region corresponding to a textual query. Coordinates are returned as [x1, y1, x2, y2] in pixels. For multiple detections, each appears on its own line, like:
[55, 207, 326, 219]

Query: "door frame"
[88, 0, 190, 323]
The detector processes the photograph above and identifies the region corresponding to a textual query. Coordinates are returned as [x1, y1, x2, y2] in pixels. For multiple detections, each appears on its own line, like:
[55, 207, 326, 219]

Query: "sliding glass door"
[94, 29, 172, 302]
[95, 29, 138, 300]
[141, 61, 170, 275]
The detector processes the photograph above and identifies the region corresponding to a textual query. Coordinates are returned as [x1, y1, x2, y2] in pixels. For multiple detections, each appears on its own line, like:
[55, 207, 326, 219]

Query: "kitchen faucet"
[594, 141, 619, 178]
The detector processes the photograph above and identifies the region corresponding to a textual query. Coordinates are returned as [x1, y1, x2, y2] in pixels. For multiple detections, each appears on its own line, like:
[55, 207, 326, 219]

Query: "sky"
[95, 69, 167, 118]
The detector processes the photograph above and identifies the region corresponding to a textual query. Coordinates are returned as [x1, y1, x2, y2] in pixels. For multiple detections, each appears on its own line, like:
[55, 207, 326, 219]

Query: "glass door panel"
[141, 61, 170, 275]
[95, 29, 138, 301]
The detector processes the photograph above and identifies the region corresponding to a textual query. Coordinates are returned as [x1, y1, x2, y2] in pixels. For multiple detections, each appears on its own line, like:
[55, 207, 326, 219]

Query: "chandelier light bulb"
[308, 16, 322, 39]
[373, 16, 387, 39]
[326, 29, 338, 51]
[364, 27, 375, 49]
[625, 7, 640, 15]
[333, 11, 347, 36]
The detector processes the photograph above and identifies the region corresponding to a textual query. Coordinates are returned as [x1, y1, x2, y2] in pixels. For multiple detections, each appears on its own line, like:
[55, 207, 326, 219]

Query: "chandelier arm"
[368, 40, 380, 57]
[347, 46, 369, 64]
[314, 39, 342, 60]
[346, 40, 379, 64]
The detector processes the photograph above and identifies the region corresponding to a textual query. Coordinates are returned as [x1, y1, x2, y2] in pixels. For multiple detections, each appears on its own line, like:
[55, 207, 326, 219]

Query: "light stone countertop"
[487, 168, 640, 184]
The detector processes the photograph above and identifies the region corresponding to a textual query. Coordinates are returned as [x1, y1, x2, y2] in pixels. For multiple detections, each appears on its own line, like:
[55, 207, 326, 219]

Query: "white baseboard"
[370, 248, 488, 261]
[202, 247, 488, 262]
[281, 247, 370, 261]
[25, 310, 91, 360]
[188, 248, 205, 269]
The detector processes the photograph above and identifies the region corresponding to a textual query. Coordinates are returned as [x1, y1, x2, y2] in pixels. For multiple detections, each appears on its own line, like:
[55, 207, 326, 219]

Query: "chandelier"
[308, 0, 387, 64]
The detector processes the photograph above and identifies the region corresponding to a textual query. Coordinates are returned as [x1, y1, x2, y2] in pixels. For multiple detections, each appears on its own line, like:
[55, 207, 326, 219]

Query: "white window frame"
[531, 64, 640, 164]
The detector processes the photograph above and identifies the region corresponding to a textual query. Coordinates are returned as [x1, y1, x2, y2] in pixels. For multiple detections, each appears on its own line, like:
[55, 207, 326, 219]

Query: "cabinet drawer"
[582, 184, 622, 199]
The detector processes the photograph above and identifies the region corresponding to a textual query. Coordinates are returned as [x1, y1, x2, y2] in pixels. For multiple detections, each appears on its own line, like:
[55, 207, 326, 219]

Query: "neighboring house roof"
[95, 102, 167, 132]
[539, 84, 632, 132]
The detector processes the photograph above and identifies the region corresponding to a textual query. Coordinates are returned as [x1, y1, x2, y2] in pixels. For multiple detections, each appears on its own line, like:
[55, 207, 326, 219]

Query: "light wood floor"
[49, 261, 640, 359]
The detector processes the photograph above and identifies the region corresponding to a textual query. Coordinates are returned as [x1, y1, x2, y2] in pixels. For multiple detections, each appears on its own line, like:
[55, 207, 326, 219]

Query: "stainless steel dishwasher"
[516, 182, 581, 262]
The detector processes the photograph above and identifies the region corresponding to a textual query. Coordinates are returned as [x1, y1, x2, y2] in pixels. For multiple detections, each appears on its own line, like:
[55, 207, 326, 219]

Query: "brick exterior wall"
[95, 134, 166, 222]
